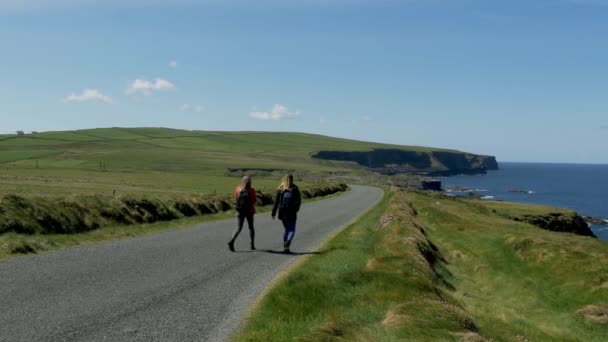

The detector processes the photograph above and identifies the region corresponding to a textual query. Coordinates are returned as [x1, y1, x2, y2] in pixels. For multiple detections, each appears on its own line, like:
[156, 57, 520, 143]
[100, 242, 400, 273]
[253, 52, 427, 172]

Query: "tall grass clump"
[0, 183, 347, 236]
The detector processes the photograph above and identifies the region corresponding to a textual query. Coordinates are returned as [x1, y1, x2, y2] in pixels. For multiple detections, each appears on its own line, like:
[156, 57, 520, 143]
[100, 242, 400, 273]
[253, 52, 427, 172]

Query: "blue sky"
[1, 0, 607, 163]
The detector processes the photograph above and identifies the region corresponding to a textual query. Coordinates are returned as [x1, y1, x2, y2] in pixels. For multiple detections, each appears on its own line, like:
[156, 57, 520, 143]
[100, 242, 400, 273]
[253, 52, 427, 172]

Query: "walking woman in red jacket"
[228, 176, 256, 252]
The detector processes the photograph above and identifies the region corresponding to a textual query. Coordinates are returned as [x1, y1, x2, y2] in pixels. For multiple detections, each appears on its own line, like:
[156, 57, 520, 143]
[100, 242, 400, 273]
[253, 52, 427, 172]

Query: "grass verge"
[0, 184, 347, 235]
[0, 185, 349, 260]
[236, 189, 608, 341]
[234, 188, 480, 341]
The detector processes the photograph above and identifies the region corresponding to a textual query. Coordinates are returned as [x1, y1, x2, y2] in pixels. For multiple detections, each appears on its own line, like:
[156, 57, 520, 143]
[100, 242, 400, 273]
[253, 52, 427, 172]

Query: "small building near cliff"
[422, 179, 442, 191]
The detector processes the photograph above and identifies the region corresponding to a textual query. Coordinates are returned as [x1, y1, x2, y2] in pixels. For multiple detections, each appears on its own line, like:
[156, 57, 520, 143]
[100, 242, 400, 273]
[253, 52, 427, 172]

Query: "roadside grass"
[0, 211, 234, 260]
[235, 189, 481, 341]
[0, 186, 348, 260]
[409, 191, 608, 341]
[0, 183, 346, 235]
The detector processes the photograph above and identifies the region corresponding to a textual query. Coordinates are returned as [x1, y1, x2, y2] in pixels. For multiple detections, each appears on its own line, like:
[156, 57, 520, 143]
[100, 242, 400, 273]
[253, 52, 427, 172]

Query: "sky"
[1, 0, 607, 163]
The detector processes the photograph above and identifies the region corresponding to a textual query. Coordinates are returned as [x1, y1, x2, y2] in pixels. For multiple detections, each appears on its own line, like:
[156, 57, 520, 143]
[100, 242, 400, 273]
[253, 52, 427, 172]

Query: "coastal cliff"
[478, 201, 597, 238]
[312, 149, 498, 176]
[513, 212, 597, 238]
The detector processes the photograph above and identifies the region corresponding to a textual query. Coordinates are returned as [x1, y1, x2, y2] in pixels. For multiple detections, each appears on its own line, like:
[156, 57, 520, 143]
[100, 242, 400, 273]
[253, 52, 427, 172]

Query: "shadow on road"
[233, 247, 339, 256]
[261, 249, 321, 256]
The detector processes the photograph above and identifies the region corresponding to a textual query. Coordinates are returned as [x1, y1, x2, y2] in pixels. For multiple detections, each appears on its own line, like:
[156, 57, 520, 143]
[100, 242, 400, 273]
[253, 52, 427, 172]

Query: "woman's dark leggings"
[231, 214, 255, 245]
[282, 220, 296, 247]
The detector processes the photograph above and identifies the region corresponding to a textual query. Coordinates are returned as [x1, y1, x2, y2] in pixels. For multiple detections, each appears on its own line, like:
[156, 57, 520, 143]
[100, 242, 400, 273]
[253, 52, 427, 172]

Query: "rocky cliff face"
[312, 149, 498, 176]
[313, 149, 431, 169]
[513, 213, 597, 238]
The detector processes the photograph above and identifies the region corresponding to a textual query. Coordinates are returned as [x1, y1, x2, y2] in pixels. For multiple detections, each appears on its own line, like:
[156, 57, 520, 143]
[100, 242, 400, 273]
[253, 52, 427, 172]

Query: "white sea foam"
[481, 196, 495, 200]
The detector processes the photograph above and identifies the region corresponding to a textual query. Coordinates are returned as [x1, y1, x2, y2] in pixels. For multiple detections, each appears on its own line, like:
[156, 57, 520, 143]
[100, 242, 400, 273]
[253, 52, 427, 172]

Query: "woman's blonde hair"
[277, 174, 294, 191]
[241, 175, 252, 188]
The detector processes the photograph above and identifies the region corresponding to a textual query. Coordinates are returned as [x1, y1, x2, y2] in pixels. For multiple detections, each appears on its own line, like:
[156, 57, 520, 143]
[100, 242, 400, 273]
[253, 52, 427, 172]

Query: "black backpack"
[235, 188, 251, 213]
[280, 188, 295, 211]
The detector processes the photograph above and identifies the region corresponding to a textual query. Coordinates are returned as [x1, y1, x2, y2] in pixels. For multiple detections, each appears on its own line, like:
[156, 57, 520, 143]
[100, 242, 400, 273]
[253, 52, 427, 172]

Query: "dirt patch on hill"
[382, 306, 412, 327]
[577, 304, 608, 324]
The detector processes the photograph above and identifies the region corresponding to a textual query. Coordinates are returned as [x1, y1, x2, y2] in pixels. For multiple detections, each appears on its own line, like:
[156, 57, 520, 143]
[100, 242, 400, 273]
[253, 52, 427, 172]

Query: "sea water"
[442, 162, 608, 240]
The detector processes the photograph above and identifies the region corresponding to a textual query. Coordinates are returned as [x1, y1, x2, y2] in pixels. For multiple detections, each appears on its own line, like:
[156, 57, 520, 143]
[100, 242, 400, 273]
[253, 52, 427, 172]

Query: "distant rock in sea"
[508, 189, 534, 194]
[584, 216, 608, 226]
[444, 186, 487, 193]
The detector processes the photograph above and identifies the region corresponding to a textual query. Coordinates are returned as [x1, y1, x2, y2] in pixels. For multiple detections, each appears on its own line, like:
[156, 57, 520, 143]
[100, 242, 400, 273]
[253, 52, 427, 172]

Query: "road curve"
[0, 185, 383, 342]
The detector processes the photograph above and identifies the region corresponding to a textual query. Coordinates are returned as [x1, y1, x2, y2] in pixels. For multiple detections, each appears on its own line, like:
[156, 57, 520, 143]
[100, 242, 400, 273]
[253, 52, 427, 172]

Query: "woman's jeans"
[282, 220, 296, 247]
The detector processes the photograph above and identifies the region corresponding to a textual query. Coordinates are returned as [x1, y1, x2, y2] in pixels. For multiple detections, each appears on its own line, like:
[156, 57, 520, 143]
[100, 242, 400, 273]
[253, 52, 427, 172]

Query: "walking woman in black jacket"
[271, 174, 301, 253]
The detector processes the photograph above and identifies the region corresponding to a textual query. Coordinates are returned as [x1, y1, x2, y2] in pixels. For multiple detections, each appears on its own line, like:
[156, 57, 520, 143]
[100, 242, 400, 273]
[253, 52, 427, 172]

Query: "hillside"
[0, 127, 497, 182]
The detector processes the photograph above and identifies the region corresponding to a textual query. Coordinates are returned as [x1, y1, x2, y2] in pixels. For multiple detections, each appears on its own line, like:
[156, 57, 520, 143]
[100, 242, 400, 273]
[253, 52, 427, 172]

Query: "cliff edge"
[312, 149, 498, 176]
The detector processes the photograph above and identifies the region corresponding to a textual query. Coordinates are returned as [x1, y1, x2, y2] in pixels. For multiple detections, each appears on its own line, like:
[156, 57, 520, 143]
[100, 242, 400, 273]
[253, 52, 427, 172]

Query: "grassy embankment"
[411, 192, 608, 341]
[236, 190, 608, 341]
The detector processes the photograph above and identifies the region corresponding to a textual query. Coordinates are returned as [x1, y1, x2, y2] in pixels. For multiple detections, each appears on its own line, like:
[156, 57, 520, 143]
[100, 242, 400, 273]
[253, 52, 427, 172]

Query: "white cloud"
[180, 104, 205, 113]
[351, 115, 372, 124]
[169, 60, 178, 68]
[63, 89, 113, 104]
[320, 117, 328, 124]
[126, 78, 175, 95]
[249, 104, 299, 120]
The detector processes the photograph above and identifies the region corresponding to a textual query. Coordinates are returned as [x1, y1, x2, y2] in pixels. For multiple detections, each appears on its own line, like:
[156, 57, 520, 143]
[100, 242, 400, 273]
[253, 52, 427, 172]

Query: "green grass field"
[236, 189, 608, 341]
[0, 127, 459, 197]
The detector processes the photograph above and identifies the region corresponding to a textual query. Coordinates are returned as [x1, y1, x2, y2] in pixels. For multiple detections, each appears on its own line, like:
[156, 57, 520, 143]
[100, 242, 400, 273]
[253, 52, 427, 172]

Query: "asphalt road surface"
[0, 185, 383, 342]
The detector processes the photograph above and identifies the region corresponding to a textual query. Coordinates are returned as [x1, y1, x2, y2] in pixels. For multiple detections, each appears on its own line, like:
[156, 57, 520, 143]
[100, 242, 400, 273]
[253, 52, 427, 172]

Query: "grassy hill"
[0, 127, 459, 172]
[0, 127, 494, 196]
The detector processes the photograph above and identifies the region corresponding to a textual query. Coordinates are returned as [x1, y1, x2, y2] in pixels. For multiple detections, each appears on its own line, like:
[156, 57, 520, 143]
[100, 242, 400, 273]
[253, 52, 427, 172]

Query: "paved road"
[0, 185, 383, 342]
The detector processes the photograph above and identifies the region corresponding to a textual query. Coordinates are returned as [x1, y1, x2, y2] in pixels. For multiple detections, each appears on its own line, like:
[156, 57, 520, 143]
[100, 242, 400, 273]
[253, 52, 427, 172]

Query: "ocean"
[441, 162, 608, 240]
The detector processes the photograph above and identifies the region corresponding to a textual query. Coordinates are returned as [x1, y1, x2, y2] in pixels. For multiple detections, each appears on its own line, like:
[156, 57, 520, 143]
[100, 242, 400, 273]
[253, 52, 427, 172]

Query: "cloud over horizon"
[63, 89, 113, 104]
[249, 104, 299, 120]
[126, 78, 175, 95]
[180, 104, 204, 112]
